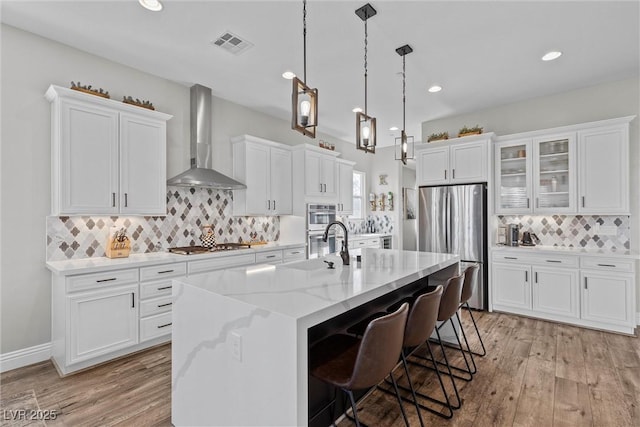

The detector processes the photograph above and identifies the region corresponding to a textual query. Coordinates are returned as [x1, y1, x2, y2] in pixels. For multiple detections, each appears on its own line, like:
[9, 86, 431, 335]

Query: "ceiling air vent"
[212, 31, 253, 55]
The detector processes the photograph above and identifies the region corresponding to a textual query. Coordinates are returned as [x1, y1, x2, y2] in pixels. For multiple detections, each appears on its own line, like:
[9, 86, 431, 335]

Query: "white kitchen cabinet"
[532, 267, 579, 319]
[578, 124, 630, 214]
[336, 159, 355, 215]
[232, 135, 292, 216]
[416, 135, 491, 187]
[68, 284, 138, 364]
[495, 133, 576, 214]
[492, 263, 531, 311]
[581, 272, 634, 327]
[291, 145, 341, 214]
[46, 85, 172, 216]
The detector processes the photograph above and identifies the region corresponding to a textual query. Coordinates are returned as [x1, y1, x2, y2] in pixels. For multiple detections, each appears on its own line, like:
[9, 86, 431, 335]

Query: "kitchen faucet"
[323, 221, 350, 265]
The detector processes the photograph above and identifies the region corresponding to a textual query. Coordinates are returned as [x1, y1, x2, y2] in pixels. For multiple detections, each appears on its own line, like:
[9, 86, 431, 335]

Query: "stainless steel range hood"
[167, 84, 246, 190]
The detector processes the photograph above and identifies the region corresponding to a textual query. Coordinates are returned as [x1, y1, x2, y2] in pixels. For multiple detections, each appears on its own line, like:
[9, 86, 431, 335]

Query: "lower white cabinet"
[491, 250, 636, 334]
[68, 284, 138, 364]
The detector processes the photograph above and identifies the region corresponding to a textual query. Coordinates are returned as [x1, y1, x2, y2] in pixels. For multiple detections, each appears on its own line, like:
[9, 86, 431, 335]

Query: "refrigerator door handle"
[445, 190, 451, 252]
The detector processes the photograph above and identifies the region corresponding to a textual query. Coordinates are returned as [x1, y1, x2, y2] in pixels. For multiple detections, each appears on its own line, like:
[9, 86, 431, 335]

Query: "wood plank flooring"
[1, 311, 638, 427]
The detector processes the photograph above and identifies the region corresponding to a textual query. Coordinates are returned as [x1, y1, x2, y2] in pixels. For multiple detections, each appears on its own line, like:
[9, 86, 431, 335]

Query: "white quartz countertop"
[46, 241, 306, 275]
[174, 249, 459, 322]
[491, 245, 640, 259]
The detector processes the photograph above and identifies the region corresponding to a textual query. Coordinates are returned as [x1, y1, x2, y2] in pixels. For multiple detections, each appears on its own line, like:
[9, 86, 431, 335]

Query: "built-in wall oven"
[307, 204, 337, 259]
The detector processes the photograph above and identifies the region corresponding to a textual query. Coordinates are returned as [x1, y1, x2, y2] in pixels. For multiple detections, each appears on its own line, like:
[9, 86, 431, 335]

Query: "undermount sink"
[284, 256, 342, 271]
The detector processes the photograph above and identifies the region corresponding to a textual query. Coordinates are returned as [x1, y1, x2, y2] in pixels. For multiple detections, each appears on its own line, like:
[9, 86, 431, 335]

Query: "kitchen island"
[171, 249, 459, 426]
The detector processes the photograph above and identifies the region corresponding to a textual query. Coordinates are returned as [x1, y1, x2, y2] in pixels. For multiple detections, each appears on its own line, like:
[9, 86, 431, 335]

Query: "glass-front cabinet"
[495, 133, 576, 214]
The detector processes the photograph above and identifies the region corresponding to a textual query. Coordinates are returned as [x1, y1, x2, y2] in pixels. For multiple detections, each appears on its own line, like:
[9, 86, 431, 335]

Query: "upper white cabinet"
[292, 145, 340, 215]
[416, 134, 492, 187]
[494, 116, 633, 215]
[232, 135, 292, 216]
[578, 124, 629, 214]
[46, 85, 172, 216]
[336, 159, 355, 215]
[495, 132, 577, 214]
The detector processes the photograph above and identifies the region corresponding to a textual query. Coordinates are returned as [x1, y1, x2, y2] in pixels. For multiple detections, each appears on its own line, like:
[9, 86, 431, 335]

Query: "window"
[352, 170, 365, 219]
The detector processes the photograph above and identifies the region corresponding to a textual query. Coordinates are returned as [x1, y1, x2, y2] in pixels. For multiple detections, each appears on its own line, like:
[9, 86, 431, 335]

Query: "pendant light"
[355, 3, 377, 154]
[291, 0, 318, 138]
[395, 44, 414, 165]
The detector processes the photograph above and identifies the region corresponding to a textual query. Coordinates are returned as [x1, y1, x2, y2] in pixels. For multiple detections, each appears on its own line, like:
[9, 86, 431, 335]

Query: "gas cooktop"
[168, 243, 253, 255]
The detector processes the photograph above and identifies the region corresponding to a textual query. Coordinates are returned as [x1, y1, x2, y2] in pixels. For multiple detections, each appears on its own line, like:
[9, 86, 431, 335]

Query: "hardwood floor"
[1, 311, 638, 427]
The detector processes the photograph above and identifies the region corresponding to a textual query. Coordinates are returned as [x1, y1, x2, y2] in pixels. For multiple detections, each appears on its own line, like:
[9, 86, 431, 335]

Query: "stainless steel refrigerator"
[418, 183, 487, 310]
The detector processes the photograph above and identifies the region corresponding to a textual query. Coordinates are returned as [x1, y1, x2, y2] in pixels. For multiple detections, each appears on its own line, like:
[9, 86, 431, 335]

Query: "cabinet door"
[304, 151, 323, 197]
[581, 272, 634, 327]
[450, 142, 487, 183]
[244, 143, 270, 214]
[492, 263, 531, 311]
[417, 147, 449, 186]
[119, 113, 167, 215]
[495, 140, 532, 214]
[68, 284, 138, 364]
[269, 147, 292, 215]
[578, 126, 629, 214]
[337, 162, 353, 214]
[59, 99, 119, 214]
[532, 267, 579, 319]
[532, 133, 576, 213]
[321, 156, 337, 197]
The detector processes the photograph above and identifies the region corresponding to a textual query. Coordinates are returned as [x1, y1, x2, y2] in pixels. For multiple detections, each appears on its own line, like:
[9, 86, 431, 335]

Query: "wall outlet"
[596, 225, 617, 236]
[230, 331, 242, 362]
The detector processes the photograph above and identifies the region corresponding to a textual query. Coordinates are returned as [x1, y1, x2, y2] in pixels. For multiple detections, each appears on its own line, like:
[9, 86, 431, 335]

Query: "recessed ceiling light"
[428, 85, 442, 93]
[542, 51, 562, 61]
[138, 0, 163, 11]
[352, 107, 363, 113]
[389, 126, 399, 131]
[282, 71, 296, 79]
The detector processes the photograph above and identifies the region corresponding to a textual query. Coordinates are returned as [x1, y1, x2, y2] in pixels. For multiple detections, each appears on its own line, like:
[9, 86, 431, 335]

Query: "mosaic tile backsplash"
[345, 215, 394, 235]
[46, 188, 279, 261]
[497, 215, 630, 250]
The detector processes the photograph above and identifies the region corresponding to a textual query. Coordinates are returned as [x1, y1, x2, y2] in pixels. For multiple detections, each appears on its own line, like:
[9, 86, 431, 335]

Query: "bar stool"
[459, 264, 486, 357]
[309, 303, 410, 427]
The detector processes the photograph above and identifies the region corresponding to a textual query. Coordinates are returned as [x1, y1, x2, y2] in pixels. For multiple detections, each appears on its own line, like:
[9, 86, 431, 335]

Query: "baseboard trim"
[0, 342, 51, 373]
[637, 312, 640, 326]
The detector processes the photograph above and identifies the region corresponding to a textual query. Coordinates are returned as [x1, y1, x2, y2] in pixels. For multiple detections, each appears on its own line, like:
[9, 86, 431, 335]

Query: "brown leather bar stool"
[459, 264, 486, 357]
[310, 303, 410, 427]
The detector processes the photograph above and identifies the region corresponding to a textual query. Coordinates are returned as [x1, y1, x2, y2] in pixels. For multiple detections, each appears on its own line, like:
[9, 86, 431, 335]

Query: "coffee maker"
[506, 224, 520, 246]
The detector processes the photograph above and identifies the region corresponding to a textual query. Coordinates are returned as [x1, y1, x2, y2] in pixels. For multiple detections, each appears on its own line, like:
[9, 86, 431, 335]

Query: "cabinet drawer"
[140, 279, 174, 300]
[283, 247, 306, 262]
[140, 312, 172, 342]
[256, 250, 283, 264]
[492, 252, 577, 268]
[188, 253, 256, 275]
[140, 295, 173, 317]
[67, 268, 138, 292]
[140, 262, 186, 282]
[580, 257, 635, 273]
[367, 238, 380, 248]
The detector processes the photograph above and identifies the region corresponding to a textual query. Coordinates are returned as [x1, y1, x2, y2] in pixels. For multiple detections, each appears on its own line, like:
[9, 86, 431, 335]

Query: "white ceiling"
[2, 1, 638, 146]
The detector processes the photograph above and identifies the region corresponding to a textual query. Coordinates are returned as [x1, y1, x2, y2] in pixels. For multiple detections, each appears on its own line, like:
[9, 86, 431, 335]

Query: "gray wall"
[402, 166, 417, 251]
[0, 24, 368, 354]
[422, 76, 640, 310]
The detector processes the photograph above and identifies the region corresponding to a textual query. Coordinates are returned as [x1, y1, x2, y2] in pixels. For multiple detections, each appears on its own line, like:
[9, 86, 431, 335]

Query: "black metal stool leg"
[346, 390, 362, 427]
[400, 350, 425, 427]
[434, 327, 462, 409]
[456, 311, 477, 374]
[466, 302, 487, 356]
[448, 317, 474, 380]
[389, 371, 410, 427]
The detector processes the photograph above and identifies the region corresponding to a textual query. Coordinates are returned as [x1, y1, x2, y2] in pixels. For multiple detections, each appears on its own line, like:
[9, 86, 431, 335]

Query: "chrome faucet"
[323, 221, 350, 265]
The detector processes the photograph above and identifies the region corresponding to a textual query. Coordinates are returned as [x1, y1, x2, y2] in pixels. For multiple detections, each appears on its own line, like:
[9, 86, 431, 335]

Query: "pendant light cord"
[402, 53, 406, 132]
[364, 15, 368, 116]
[303, 0, 307, 83]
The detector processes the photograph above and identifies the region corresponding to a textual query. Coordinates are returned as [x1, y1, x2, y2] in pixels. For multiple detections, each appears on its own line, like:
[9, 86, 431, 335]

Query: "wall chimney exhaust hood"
[167, 84, 246, 190]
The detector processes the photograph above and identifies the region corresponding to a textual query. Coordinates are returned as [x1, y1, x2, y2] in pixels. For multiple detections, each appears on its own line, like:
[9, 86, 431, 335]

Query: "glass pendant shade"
[356, 112, 376, 153]
[292, 77, 318, 138]
[395, 130, 414, 165]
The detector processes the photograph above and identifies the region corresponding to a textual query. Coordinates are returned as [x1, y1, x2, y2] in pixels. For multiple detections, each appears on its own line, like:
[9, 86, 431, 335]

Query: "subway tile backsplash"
[46, 187, 279, 261]
[497, 215, 630, 250]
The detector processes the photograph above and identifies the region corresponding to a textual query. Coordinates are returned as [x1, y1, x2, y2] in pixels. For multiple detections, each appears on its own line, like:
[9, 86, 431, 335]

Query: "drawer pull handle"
[504, 256, 517, 260]
[290, 251, 301, 255]
[546, 260, 562, 263]
[265, 255, 277, 259]
[157, 269, 174, 274]
[584, 277, 588, 289]
[157, 323, 172, 329]
[157, 302, 172, 308]
[131, 293, 135, 308]
[597, 264, 616, 267]
[157, 286, 172, 291]
[96, 278, 117, 283]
